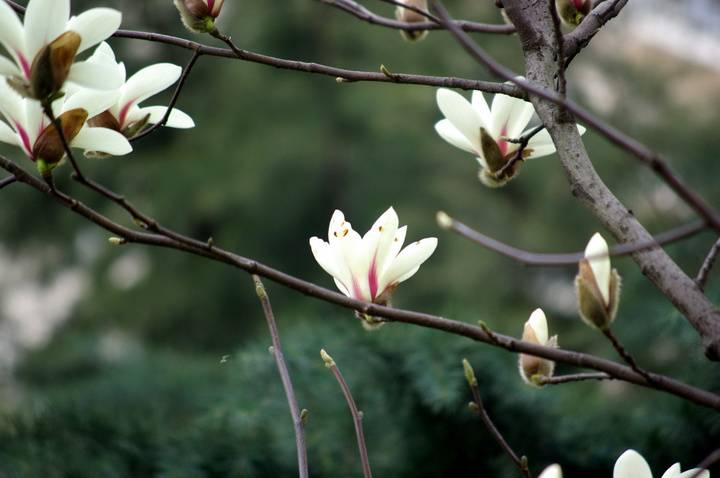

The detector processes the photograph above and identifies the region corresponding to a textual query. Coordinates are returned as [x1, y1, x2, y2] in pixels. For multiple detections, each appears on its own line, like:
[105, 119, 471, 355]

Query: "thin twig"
[495, 124, 545, 179]
[429, 0, 720, 232]
[131, 47, 203, 142]
[0, 175, 16, 189]
[41, 103, 87, 183]
[535, 372, 612, 385]
[437, 212, 707, 267]
[696, 238, 720, 292]
[321, 350, 373, 478]
[601, 328, 653, 383]
[563, 0, 629, 66]
[548, 0, 566, 96]
[463, 360, 530, 478]
[689, 449, 720, 478]
[253, 276, 309, 478]
[2, 154, 720, 411]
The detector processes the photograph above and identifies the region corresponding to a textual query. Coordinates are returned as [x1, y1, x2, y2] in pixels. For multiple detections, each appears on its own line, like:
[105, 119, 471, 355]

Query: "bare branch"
[601, 328, 653, 384]
[253, 276, 309, 478]
[2, 154, 719, 411]
[318, 0, 515, 34]
[690, 449, 720, 478]
[535, 372, 613, 385]
[463, 360, 530, 478]
[0, 175, 16, 189]
[696, 238, 720, 292]
[563, 0, 629, 66]
[321, 350, 373, 478]
[437, 213, 707, 267]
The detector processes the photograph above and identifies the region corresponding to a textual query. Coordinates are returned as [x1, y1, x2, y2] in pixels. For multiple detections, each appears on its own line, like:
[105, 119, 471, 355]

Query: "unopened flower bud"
[575, 233, 621, 330]
[23, 31, 81, 100]
[518, 308, 557, 386]
[32, 108, 88, 167]
[539, 464, 563, 478]
[108, 237, 126, 246]
[556, 0, 592, 27]
[320, 349, 335, 368]
[395, 0, 430, 42]
[462, 359, 477, 387]
[435, 211, 453, 230]
[174, 0, 225, 33]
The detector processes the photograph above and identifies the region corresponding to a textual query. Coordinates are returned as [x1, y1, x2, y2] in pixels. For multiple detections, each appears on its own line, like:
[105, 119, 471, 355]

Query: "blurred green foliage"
[0, 0, 719, 476]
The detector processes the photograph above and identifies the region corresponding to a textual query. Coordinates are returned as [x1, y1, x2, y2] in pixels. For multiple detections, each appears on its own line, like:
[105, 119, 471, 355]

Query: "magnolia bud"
[462, 359, 477, 387]
[556, 0, 592, 27]
[174, 0, 225, 33]
[575, 233, 621, 330]
[320, 349, 336, 368]
[395, 0, 429, 42]
[518, 308, 557, 386]
[27, 31, 82, 100]
[32, 108, 88, 168]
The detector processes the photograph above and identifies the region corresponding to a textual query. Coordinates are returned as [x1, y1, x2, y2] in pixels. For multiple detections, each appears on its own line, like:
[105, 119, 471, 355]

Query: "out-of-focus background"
[1, 0, 719, 476]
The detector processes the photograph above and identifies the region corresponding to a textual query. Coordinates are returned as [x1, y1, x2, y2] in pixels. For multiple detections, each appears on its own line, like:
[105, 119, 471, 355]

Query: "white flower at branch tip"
[0, 79, 132, 175]
[518, 308, 557, 386]
[434, 87, 586, 187]
[575, 232, 621, 330]
[539, 464, 563, 478]
[80, 43, 194, 138]
[310, 207, 437, 325]
[174, 0, 226, 33]
[614, 449, 709, 478]
[395, 0, 430, 42]
[0, 0, 123, 99]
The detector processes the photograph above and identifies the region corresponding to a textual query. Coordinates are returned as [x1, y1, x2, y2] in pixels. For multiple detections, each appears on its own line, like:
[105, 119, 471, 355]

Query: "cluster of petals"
[310, 208, 437, 303]
[614, 449, 709, 478]
[0, 0, 122, 90]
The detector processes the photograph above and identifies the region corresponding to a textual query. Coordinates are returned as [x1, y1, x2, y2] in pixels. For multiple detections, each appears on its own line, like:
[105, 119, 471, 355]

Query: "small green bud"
[300, 409, 309, 425]
[320, 349, 335, 368]
[462, 359, 477, 387]
[436, 211, 453, 230]
[108, 237, 126, 246]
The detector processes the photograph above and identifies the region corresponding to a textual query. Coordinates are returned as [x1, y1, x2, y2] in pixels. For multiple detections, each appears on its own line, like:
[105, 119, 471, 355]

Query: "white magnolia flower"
[310, 208, 437, 305]
[82, 43, 194, 136]
[614, 449, 709, 478]
[539, 464, 563, 478]
[434, 87, 586, 187]
[395, 0, 429, 42]
[518, 308, 557, 385]
[0, 0, 123, 96]
[0, 79, 132, 172]
[575, 233, 621, 329]
[174, 0, 226, 33]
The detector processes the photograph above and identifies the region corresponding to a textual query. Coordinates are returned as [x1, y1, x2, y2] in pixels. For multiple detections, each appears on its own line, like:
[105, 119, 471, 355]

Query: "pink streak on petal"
[497, 124, 509, 155]
[351, 278, 364, 301]
[572, 0, 584, 8]
[117, 101, 135, 128]
[207, 0, 215, 10]
[368, 256, 378, 300]
[16, 50, 31, 79]
[14, 121, 33, 158]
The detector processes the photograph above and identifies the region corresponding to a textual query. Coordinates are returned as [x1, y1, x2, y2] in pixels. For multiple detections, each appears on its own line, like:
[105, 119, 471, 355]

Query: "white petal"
[328, 210, 346, 241]
[360, 207, 399, 299]
[66, 8, 122, 54]
[0, 1, 25, 66]
[67, 60, 124, 91]
[471, 90, 492, 130]
[119, 63, 181, 111]
[490, 94, 533, 139]
[585, 233, 611, 305]
[661, 464, 681, 478]
[0, 120, 19, 146]
[310, 237, 346, 285]
[134, 106, 195, 129]
[23, 100, 44, 150]
[436, 88, 482, 151]
[381, 237, 437, 287]
[538, 465, 563, 478]
[62, 89, 120, 118]
[333, 278, 350, 297]
[677, 470, 709, 478]
[0, 54, 21, 77]
[71, 126, 132, 156]
[525, 129, 557, 159]
[507, 101, 535, 139]
[89, 41, 117, 63]
[0, 79, 24, 126]
[435, 119, 477, 155]
[527, 308, 548, 345]
[614, 450, 653, 478]
[24, 0, 69, 60]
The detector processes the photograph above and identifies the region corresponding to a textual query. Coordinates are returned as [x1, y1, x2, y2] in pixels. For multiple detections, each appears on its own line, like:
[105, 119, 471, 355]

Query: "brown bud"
[174, 0, 222, 33]
[395, 0, 429, 42]
[479, 127, 507, 173]
[29, 31, 81, 100]
[33, 108, 88, 165]
[88, 110, 121, 132]
[575, 259, 621, 330]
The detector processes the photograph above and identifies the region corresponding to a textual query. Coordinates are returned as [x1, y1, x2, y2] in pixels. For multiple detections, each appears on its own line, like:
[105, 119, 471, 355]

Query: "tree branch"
[535, 372, 613, 385]
[563, 0, 629, 66]
[601, 328, 653, 383]
[321, 350, 373, 478]
[696, 238, 720, 292]
[0, 175, 16, 189]
[253, 276, 309, 478]
[2, 154, 719, 411]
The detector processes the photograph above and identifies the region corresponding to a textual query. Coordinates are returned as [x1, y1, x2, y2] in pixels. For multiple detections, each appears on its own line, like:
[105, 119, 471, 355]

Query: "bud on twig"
[435, 211, 453, 230]
[320, 349, 336, 368]
[33, 108, 88, 171]
[575, 233, 621, 330]
[555, 0, 592, 27]
[395, 0, 430, 42]
[174, 0, 225, 33]
[462, 359, 477, 387]
[518, 309, 557, 386]
[108, 237, 126, 246]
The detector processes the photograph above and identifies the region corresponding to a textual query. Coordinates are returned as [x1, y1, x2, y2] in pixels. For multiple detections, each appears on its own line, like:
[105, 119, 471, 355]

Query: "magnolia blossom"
[518, 308, 557, 385]
[614, 449, 709, 478]
[0, 79, 131, 173]
[435, 87, 586, 187]
[310, 208, 437, 306]
[395, 0, 429, 42]
[82, 43, 194, 137]
[575, 233, 621, 329]
[0, 0, 122, 97]
[174, 0, 226, 33]
[539, 464, 563, 478]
